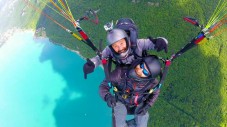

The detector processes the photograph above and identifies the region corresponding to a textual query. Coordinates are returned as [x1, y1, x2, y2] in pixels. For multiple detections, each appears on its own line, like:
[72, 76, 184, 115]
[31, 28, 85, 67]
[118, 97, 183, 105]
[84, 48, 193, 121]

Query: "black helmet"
[128, 55, 162, 81]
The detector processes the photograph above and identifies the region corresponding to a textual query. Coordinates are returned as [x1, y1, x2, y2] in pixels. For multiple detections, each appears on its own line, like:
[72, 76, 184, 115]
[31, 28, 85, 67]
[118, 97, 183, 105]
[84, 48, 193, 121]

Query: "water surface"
[0, 31, 111, 127]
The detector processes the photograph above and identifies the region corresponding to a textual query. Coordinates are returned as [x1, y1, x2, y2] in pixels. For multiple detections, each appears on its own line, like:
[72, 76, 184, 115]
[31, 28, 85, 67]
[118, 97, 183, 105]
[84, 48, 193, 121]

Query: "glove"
[105, 94, 116, 108]
[134, 103, 151, 115]
[83, 58, 95, 79]
[151, 37, 168, 53]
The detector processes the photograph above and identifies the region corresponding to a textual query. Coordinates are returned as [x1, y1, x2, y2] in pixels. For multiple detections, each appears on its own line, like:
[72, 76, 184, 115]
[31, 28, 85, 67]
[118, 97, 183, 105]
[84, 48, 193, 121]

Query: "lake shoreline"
[0, 28, 86, 61]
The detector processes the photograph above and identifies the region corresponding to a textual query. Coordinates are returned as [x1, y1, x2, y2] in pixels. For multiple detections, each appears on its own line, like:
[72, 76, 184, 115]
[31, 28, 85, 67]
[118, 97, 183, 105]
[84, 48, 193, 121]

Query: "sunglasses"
[140, 63, 150, 76]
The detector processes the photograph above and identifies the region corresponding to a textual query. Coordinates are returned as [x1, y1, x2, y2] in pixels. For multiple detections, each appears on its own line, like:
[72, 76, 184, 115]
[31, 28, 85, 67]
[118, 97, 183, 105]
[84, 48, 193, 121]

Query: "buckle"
[122, 94, 128, 99]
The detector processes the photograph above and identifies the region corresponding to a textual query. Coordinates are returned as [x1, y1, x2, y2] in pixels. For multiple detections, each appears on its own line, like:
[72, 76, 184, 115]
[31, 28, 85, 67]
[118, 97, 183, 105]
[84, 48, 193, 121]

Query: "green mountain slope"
[1, 0, 226, 126]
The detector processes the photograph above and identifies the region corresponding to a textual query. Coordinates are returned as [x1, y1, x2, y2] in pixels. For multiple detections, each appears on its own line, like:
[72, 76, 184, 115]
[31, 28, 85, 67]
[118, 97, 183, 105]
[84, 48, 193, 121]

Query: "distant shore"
[0, 28, 30, 47]
[0, 28, 85, 60]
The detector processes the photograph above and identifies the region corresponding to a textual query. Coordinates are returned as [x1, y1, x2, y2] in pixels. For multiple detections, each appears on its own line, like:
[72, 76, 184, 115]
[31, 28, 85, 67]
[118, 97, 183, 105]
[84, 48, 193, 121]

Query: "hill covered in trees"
[0, 0, 226, 126]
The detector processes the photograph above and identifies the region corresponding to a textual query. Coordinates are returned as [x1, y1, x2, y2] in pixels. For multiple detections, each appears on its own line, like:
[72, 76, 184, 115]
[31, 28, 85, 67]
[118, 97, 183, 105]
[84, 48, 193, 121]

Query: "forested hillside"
[0, 0, 226, 126]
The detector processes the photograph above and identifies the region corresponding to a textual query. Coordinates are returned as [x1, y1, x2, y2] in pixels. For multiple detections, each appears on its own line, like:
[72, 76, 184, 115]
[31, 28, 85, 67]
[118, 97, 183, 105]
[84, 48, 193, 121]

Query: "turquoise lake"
[0, 31, 111, 127]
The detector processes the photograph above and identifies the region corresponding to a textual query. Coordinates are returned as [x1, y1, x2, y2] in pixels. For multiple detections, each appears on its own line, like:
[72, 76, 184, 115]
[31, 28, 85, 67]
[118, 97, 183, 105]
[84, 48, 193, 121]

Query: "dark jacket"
[99, 66, 160, 107]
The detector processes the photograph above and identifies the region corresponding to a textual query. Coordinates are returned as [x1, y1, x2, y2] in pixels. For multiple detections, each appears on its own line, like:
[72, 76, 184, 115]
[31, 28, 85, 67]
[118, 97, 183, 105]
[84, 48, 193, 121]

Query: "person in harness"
[99, 55, 161, 127]
[83, 18, 168, 79]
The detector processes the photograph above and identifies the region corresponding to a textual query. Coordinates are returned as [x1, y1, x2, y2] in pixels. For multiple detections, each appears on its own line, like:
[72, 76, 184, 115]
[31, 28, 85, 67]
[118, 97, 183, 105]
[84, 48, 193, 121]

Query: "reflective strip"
[134, 94, 139, 106]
